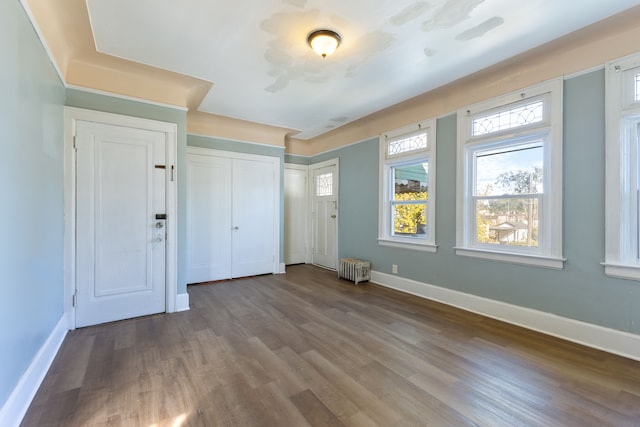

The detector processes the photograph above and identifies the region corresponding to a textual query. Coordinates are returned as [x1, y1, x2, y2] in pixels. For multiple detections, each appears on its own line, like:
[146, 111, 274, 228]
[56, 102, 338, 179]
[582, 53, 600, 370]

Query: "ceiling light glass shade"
[307, 29, 341, 58]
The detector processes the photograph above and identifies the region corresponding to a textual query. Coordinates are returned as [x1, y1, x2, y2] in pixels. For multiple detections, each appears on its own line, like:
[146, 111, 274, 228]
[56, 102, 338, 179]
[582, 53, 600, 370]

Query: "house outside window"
[604, 53, 640, 280]
[456, 79, 564, 269]
[379, 120, 437, 252]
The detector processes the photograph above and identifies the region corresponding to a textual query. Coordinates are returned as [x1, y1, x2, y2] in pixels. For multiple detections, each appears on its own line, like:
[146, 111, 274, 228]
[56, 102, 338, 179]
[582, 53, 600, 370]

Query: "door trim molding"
[309, 158, 339, 269]
[64, 107, 178, 329]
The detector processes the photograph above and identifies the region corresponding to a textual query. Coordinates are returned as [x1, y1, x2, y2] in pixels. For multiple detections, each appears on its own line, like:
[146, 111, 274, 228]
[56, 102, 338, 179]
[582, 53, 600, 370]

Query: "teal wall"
[284, 153, 310, 165]
[312, 70, 640, 335]
[0, 1, 66, 407]
[189, 134, 284, 158]
[187, 134, 286, 263]
[66, 89, 189, 294]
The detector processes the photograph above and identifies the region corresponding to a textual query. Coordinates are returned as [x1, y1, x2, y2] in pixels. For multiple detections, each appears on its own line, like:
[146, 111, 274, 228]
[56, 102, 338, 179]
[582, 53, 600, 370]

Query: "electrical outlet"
[392, 264, 398, 274]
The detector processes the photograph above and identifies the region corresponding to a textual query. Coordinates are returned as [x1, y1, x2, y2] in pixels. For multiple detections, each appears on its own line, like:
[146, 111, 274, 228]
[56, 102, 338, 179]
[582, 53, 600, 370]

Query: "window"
[456, 79, 564, 269]
[316, 172, 333, 196]
[604, 54, 640, 280]
[379, 120, 436, 252]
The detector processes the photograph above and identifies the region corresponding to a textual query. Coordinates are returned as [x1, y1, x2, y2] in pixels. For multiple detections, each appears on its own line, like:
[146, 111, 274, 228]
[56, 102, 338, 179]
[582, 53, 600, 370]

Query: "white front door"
[284, 165, 308, 265]
[75, 121, 166, 327]
[311, 161, 338, 270]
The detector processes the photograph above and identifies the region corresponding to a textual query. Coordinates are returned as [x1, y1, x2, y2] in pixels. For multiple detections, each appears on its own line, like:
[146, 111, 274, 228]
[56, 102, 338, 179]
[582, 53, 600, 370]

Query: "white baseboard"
[279, 263, 286, 274]
[371, 271, 640, 362]
[0, 314, 68, 427]
[175, 293, 190, 312]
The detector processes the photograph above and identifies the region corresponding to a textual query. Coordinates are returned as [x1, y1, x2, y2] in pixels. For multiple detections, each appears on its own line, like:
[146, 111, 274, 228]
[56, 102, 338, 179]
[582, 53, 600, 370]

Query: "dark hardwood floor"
[22, 265, 640, 426]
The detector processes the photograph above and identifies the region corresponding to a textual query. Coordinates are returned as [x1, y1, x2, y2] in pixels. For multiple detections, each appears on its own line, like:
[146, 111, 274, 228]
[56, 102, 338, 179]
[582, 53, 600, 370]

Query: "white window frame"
[378, 120, 437, 252]
[604, 53, 640, 280]
[456, 79, 565, 269]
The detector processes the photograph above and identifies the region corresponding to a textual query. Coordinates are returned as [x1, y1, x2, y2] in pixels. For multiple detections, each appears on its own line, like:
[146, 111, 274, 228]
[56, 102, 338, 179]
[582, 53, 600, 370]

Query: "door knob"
[155, 221, 164, 228]
[232, 226, 239, 230]
[331, 214, 337, 218]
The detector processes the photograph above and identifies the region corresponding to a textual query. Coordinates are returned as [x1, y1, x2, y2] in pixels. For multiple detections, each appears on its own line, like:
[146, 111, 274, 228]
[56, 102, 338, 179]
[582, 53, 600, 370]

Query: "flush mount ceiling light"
[307, 29, 341, 58]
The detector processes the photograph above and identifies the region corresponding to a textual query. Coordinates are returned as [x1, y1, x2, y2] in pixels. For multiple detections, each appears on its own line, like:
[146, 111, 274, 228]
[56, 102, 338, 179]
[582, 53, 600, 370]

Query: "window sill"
[602, 262, 640, 281]
[378, 238, 437, 253]
[455, 247, 565, 270]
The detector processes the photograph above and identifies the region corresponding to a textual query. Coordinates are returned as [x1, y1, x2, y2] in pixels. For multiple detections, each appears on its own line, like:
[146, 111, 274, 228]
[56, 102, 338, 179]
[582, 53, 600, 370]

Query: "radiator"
[338, 258, 371, 284]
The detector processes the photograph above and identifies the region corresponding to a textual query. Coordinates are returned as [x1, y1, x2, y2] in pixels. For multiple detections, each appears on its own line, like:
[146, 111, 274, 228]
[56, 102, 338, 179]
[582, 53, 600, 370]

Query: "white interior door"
[284, 165, 308, 265]
[185, 148, 279, 283]
[186, 154, 232, 283]
[232, 158, 276, 277]
[311, 161, 338, 270]
[75, 121, 166, 327]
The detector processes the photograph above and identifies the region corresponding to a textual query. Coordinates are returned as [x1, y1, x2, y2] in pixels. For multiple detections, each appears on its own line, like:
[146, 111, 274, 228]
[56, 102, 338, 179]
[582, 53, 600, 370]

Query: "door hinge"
[72, 291, 77, 307]
[73, 136, 77, 151]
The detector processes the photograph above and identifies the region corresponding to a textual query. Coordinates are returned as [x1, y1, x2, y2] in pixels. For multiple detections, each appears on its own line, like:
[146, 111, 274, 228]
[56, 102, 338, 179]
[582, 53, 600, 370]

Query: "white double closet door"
[186, 148, 279, 283]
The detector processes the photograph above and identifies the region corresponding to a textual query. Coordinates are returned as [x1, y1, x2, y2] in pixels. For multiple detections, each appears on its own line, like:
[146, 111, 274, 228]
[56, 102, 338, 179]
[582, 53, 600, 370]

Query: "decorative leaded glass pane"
[316, 173, 332, 196]
[472, 100, 543, 136]
[387, 132, 427, 157]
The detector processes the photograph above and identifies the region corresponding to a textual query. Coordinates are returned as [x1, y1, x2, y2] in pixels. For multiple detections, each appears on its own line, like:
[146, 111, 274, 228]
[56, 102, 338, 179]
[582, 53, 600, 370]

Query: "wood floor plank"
[355, 360, 478, 426]
[243, 336, 308, 396]
[290, 389, 347, 427]
[21, 264, 640, 426]
[272, 346, 362, 421]
[301, 349, 404, 426]
[48, 333, 95, 393]
[257, 382, 313, 427]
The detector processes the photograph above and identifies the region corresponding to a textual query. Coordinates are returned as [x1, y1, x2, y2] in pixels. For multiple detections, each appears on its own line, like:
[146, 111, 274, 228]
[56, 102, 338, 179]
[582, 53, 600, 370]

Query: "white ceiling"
[86, 0, 640, 139]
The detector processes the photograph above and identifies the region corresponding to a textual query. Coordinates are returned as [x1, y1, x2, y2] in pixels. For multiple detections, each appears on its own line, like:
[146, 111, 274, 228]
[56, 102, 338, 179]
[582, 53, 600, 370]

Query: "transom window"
[472, 100, 544, 136]
[379, 120, 436, 252]
[387, 130, 428, 157]
[456, 79, 564, 269]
